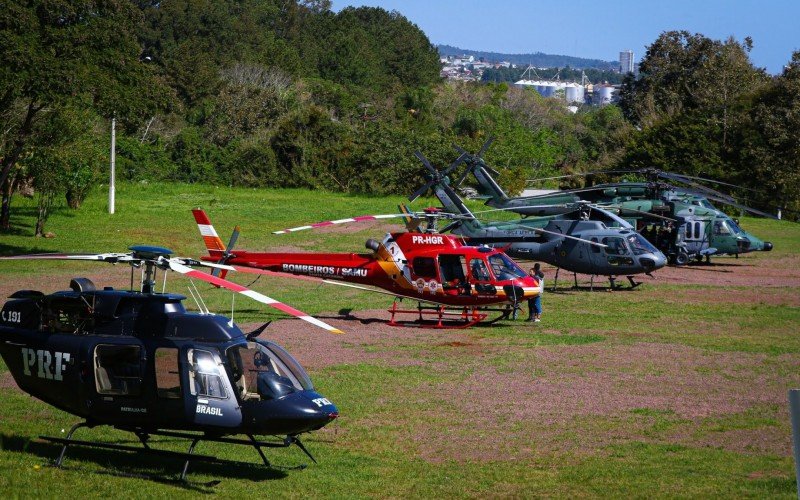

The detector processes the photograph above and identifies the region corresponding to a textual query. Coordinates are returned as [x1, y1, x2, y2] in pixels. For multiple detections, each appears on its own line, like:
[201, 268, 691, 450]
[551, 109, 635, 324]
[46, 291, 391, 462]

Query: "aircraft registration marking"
[1, 310, 21, 323]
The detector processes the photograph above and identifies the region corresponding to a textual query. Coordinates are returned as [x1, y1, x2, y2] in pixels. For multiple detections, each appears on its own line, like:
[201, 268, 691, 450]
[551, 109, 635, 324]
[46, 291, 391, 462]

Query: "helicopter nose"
[640, 252, 666, 272]
[737, 238, 751, 252]
[763, 241, 773, 251]
[299, 394, 339, 430]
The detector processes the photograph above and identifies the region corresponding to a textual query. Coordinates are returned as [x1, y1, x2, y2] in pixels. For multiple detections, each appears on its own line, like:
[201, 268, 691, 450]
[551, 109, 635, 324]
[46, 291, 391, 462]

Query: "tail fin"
[192, 208, 226, 256]
[473, 166, 510, 205]
[398, 204, 422, 232]
[431, 180, 475, 219]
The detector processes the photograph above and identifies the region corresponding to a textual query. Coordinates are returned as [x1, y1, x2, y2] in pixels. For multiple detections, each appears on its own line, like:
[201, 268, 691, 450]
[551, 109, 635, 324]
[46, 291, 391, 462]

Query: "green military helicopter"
[451, 139, 775, 265]
[409, 152, 667, 289]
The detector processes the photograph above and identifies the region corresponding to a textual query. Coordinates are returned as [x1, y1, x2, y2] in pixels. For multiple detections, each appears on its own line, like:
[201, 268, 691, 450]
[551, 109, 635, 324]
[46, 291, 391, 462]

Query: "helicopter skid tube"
[41, 424, 306, 482]
[387, 301, 514, 329]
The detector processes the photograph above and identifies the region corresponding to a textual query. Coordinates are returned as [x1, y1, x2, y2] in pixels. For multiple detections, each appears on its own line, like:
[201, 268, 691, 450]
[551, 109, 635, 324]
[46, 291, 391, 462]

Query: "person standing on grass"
[527, 263, 544, 322]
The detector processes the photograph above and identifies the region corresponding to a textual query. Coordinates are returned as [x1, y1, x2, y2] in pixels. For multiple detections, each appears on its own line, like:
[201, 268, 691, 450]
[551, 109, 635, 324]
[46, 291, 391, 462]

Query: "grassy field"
[1, 183, 800, 497]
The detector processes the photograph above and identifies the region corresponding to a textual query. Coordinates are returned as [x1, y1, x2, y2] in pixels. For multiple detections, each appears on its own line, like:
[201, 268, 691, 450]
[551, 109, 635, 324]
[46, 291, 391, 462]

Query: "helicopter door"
[183, 347, 242, 428]
[683, 220, 706, 254]
[468, 258, 496, 295]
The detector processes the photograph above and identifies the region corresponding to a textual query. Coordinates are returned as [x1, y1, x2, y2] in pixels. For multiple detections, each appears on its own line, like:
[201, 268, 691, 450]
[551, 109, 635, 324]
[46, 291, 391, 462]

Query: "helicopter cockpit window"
[627, 234, 658, 256]
[602, 237, 628, 256]
[713, 220, 737, 235]
[226, 341, 312, 402]
[94, 344, 143, 396]
[469, 259, 491, 281]
[488, 254, 528, 280]
[699, 200, 715, 210]
[412, 257, 438, 279]
[188, 349, 227, 399]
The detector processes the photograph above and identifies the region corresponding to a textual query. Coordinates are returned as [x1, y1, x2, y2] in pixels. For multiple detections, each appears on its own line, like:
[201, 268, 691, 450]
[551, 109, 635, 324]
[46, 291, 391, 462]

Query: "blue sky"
[333, 0, 799, 74]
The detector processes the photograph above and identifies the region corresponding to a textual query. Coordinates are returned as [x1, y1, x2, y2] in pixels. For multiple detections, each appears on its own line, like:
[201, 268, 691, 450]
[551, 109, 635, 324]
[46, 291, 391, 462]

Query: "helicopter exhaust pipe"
[365, 239, 380, 252]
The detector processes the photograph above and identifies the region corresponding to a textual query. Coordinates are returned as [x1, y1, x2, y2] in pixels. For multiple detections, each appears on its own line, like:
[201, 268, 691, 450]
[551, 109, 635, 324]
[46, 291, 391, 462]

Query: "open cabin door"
[181, 347, 242, 428]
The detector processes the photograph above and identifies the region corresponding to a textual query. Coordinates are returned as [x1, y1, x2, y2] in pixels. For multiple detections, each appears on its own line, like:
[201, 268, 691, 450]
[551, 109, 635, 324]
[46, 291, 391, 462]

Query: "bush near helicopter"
[451, 138, 775, 265]
[0, 246, 342, 481]
[192, 208, 542, 327]
[408, 151, 667, 290]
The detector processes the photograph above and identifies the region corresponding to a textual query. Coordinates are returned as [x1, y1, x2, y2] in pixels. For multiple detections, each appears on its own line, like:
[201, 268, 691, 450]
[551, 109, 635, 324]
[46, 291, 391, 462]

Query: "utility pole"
[109, 115, 116, 214]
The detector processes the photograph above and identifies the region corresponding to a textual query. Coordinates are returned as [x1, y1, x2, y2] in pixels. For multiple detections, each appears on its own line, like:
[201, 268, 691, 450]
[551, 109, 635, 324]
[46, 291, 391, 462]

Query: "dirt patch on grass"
[531, 252, 800, 289]
[407, 342, 800, 462]
[662, 287, 800, 307]
[0, 372, 18, 390]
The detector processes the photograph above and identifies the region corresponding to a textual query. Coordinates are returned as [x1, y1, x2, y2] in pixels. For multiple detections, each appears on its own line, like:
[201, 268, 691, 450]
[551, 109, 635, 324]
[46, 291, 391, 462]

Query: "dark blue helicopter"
[0, 246, 340, 480]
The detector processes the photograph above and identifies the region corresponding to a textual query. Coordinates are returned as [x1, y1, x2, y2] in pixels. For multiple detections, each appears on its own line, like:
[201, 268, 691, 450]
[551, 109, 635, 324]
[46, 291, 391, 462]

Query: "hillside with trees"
[0, 3, 797, 236]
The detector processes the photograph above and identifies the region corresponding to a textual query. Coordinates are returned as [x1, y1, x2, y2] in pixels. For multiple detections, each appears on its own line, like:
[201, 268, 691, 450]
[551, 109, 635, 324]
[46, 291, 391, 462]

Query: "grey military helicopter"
[409, 152, 668, 289]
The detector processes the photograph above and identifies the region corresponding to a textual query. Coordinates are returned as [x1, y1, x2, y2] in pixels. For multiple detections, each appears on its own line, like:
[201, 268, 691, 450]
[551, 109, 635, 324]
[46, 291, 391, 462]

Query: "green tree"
[0, 0, 166, 230]
[732, 51, 800, 218]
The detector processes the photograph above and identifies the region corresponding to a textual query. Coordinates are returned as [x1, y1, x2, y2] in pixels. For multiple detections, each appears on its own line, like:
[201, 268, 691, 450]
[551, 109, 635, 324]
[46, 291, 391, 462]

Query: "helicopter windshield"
[699, 200, 716, 210]
[488, 254, 528, 280]
[715, 219, 743, 235]
[226, 341, 313, 402]
[627, 233, 658, 256]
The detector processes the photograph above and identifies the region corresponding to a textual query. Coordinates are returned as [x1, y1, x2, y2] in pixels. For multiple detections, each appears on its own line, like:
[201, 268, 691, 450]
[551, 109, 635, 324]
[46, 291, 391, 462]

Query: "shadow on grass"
[0, 432, 292, 489]
[0, 243, 58, 255]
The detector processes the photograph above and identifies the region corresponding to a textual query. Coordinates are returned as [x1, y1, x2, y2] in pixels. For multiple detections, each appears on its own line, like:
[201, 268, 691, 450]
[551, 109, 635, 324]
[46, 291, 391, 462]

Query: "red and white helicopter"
[192, 208, 541, 328]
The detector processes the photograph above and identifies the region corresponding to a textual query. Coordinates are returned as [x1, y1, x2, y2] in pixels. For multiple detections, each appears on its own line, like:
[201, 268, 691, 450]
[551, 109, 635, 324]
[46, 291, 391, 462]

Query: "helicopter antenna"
[186, 280, 210, 315]
[194, 280, 211, 314]
[162, 268, 168, 293]
[186, 285, 203, 313]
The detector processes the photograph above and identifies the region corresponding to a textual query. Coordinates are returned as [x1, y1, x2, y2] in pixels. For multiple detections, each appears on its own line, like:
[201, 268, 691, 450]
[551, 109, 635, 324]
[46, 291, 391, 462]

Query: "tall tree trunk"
[34, 190, 53, 237]
[0, 100, 41, 195]
[0, 178, 11, 230]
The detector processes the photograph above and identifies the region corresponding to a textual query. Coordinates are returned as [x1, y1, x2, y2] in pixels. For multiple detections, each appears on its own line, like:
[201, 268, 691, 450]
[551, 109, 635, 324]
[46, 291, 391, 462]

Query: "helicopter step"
[386, 301, 502, 329]
[41, 422, 312, 482]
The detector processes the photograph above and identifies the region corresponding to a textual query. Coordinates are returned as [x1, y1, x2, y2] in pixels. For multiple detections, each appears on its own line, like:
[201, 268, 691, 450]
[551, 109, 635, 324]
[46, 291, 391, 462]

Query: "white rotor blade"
[0, 252, 131, 262]
[166, 259, 344, 334]
[273, 214, 403, 234]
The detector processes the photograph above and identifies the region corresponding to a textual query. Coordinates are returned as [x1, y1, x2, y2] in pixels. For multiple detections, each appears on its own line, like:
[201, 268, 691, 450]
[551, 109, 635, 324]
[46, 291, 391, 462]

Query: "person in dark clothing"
[527, 263, 544, 322]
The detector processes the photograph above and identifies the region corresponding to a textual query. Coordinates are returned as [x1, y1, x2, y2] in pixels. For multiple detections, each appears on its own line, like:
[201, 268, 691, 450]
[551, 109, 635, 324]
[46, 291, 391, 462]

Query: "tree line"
[1, 2, 797, 237]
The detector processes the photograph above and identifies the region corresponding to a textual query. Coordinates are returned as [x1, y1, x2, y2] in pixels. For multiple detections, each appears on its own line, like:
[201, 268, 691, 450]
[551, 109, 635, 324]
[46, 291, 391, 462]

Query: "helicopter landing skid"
[41, 422, 312, 482]
[387, 301, 514, 328]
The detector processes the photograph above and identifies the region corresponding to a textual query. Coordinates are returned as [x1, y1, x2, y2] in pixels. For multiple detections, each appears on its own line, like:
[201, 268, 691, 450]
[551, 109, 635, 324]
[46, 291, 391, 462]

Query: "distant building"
[619, 50, 634, 74]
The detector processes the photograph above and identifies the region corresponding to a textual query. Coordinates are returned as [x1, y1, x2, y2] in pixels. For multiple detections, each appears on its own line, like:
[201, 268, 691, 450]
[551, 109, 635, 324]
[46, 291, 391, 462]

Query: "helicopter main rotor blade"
[526, 170, 639, 183]
[477, 136, 494, 158]
[443, 152, 468, 176]
[272, 210, 472, 235]
[657, 173, 736, 202]
[597, 205, 677, 221]
[702, 195, 780, 220]
[166, 259, 344, 334]
[470, 204, 580, 216]
[499, 222, 609, 248]
[272, 214, 403, 235]
[0, 252, 132, 262]
[661, 172, 764, 195]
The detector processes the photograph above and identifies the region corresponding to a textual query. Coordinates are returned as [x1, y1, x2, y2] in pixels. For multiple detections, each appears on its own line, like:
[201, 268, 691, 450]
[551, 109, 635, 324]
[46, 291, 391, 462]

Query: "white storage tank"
[564, 83, 584, 103]
[594, 85, 616, 105]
